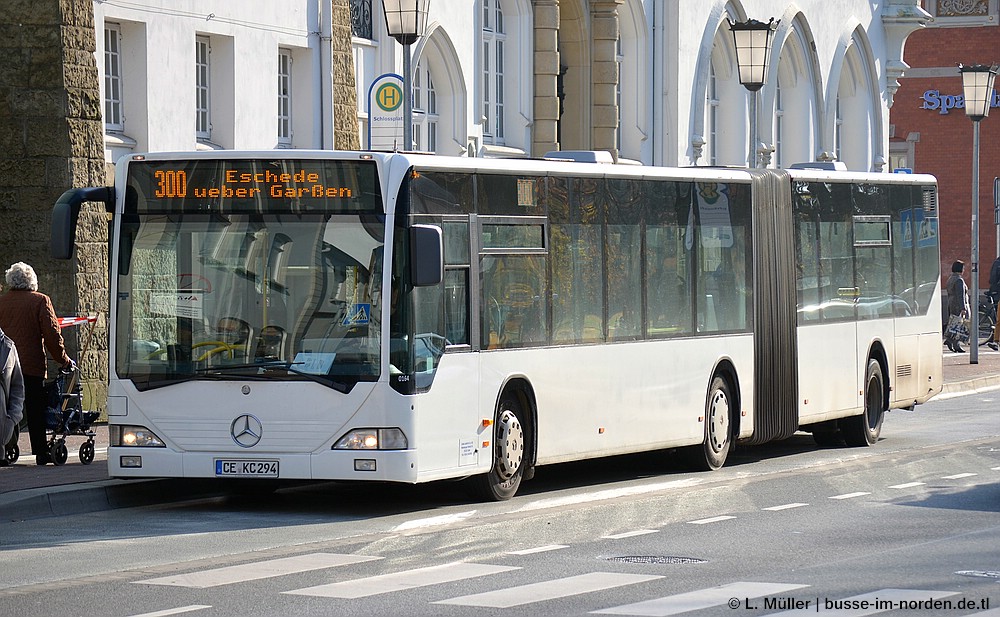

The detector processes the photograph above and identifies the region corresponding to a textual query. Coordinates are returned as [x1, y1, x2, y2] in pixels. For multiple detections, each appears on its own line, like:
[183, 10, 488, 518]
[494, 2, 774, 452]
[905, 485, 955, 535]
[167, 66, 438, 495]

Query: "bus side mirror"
[410, 224, 443, 287]
[51, 187, 115, 259]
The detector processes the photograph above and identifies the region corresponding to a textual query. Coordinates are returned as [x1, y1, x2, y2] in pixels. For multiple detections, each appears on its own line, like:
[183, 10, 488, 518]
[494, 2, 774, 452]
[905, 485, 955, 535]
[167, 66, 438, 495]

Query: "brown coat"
[0, 289, 70, 378]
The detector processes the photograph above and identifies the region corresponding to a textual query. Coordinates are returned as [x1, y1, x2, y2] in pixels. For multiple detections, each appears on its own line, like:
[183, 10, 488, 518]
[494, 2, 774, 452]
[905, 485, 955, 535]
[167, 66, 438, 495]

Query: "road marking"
[593, 581, 808, 616]
[763, 503, 808, 511]
[603, 530, 660, 539]
[829, 492, 871, 500]
[435, 572, 663, 608]
[762, 588, 959, 616]
[283, 562, 519, 599]
[519, 478, 703, 511]
[127, 607, 211, 617]
[965, 608, 1000, 616]
[137, 553, 379, 588]
[991, 466, 1000, 471]
[941, 473, 977, 480]
[687, 515, 736, 525]
[888, 482, 925, 489]
[392, 510, 478, 531]
[507, 545, 569, 555]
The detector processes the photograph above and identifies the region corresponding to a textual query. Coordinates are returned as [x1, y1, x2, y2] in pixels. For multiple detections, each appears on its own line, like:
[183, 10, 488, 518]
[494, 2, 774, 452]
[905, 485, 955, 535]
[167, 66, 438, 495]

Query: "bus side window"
[482, 255, 547, 348]
[442, 220, 471, 346]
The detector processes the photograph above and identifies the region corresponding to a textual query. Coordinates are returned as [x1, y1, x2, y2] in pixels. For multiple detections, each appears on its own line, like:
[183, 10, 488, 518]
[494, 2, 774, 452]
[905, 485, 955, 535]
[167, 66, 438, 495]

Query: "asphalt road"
[1, 389, 998, 617]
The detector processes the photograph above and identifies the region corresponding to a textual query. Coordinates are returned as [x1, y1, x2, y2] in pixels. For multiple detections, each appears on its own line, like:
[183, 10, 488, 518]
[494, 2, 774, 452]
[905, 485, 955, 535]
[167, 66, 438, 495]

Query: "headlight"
[110, 425, 166, 447]
[333, 428, 407, 450]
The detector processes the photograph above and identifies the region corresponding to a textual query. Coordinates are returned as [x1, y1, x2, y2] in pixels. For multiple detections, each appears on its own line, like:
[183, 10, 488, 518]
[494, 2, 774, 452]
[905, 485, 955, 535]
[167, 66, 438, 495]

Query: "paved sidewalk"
[2, 345, 998, 520]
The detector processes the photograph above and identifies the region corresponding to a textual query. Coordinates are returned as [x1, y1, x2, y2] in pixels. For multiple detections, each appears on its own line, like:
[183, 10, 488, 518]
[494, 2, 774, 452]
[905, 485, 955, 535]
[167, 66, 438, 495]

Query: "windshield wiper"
[197, 361, 352, 393]
[192, 365, 272, 381]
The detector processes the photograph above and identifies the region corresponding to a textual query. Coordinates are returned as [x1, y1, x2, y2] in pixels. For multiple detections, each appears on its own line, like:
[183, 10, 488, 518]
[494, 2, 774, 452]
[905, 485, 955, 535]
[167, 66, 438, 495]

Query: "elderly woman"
[0, 262, 74, 465]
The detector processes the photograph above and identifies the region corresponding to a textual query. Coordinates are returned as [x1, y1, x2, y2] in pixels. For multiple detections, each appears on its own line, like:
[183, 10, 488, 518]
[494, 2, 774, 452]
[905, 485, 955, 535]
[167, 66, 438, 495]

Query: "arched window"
[837, 42, 873, 170]
[707, 63, 719, 165]
[413, 59, 438, 152]
[775, 76, 784, 167]
[482, 0, 506, 145]
[771, 26, 816, 168]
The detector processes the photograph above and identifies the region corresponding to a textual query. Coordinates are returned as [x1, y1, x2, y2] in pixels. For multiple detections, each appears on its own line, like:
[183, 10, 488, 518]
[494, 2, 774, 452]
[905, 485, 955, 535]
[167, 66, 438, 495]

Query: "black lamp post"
[728, 17, 778, 168]
[382, 0, 431, 150]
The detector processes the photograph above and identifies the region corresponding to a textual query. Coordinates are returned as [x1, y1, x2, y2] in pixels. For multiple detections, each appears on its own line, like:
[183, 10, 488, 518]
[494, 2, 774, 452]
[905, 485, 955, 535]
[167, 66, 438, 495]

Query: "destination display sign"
[126, 158, 382, 214]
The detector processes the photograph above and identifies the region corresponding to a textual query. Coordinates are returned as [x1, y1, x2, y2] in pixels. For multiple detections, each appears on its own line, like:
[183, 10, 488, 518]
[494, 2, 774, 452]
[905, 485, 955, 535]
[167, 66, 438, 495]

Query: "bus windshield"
[115, 158, 386, 391]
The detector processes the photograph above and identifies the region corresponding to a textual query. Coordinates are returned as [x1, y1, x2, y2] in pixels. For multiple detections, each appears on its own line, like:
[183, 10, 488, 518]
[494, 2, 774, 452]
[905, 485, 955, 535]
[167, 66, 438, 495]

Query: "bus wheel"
[840, 359, 884, 447]
[686, 375, 733, 471]
[470, 392, 526, 501]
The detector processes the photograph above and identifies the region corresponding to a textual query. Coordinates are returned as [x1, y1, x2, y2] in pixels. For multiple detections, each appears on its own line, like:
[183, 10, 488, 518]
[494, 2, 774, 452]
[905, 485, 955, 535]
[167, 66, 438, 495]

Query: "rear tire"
[841, 359, 884, 447]
[469, 391, 527, 501]
[685, 375, 733, 471]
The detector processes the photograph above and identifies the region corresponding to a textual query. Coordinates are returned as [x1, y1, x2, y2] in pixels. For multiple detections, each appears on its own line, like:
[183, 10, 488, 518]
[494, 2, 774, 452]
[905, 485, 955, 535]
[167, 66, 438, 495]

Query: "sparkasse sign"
[920, 88, 1000, 114]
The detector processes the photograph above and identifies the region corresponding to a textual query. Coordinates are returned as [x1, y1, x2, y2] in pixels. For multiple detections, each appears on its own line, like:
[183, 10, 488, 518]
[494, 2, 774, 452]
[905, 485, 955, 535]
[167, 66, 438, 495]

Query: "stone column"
[331, 1, 360, 150]
[532, 0, 561, 157]
[0, 0, 108, 410]
[590, 0, 622, 160]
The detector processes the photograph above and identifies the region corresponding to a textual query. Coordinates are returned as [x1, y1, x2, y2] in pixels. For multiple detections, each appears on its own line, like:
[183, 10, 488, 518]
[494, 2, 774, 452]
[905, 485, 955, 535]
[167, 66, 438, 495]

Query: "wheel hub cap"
[496, 408, 524, 480]
[709, 390, 730, 452]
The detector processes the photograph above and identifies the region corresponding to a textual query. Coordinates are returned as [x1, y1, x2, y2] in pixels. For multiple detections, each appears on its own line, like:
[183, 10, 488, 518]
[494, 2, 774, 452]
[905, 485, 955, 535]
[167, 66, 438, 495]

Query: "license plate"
[215, 459, 279, 477]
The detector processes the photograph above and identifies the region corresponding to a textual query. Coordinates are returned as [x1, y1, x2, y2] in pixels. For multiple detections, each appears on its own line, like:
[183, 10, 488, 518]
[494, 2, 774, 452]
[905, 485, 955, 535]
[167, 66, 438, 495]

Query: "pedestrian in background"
[944, 260, 970, 354]
[0, 262, 74, 465]
[0, 325, 25, 462]
[987, 255, 1000, 351]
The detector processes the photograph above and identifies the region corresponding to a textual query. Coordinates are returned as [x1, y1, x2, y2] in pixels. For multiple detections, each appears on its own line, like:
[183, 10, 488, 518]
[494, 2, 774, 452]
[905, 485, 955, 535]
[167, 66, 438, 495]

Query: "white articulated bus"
[52, 151, 942, 500]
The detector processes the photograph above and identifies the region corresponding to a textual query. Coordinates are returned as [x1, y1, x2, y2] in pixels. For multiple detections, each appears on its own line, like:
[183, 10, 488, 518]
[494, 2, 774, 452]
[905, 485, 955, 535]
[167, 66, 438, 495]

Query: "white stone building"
[94, 0, 930, 170]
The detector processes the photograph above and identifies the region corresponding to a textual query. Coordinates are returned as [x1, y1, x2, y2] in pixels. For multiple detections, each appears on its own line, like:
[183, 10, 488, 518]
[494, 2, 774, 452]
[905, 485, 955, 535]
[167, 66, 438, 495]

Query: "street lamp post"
[728, 17, 778, 168]
[382, 0, 431, 151]
[960, 62, 998, 365]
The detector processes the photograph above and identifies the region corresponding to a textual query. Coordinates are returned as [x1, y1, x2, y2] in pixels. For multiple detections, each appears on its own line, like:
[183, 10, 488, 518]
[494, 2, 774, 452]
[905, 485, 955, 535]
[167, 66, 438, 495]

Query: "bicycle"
[978, 293, 997, 348]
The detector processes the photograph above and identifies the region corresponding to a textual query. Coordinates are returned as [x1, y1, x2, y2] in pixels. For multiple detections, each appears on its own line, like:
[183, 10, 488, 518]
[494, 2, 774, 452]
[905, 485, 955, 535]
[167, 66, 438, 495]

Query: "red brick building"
[890, 2, 1000, 292]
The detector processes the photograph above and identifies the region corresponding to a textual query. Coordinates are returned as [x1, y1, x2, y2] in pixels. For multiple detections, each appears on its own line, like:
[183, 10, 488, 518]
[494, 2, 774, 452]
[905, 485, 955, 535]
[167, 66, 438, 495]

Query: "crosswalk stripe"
[763, 503, 808, 511]
[593, 581, 808, 616]
[283, 562, 519, 599]
[830, 492, 870, 500]
[435, 572, 663, 608]
[127, 606, 211, 617]
[687, 515, 736, 524]
[137, 553, 379, 588]
[507, 545, 569, 555]
[763, 588, 959, 616]
[603, 530, 659, 539]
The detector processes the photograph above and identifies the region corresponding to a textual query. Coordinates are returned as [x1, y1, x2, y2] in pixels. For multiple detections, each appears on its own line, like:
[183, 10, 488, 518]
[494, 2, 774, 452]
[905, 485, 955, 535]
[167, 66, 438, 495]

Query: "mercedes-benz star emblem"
[231, 414, 263, 448]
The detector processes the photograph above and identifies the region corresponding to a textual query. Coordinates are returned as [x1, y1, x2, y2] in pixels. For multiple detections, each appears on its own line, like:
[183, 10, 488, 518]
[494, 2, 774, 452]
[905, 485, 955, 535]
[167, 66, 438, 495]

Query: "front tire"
[470, 391, 527, 501]
[841, 359, 884, 447]
[79, 440, 95, 465]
